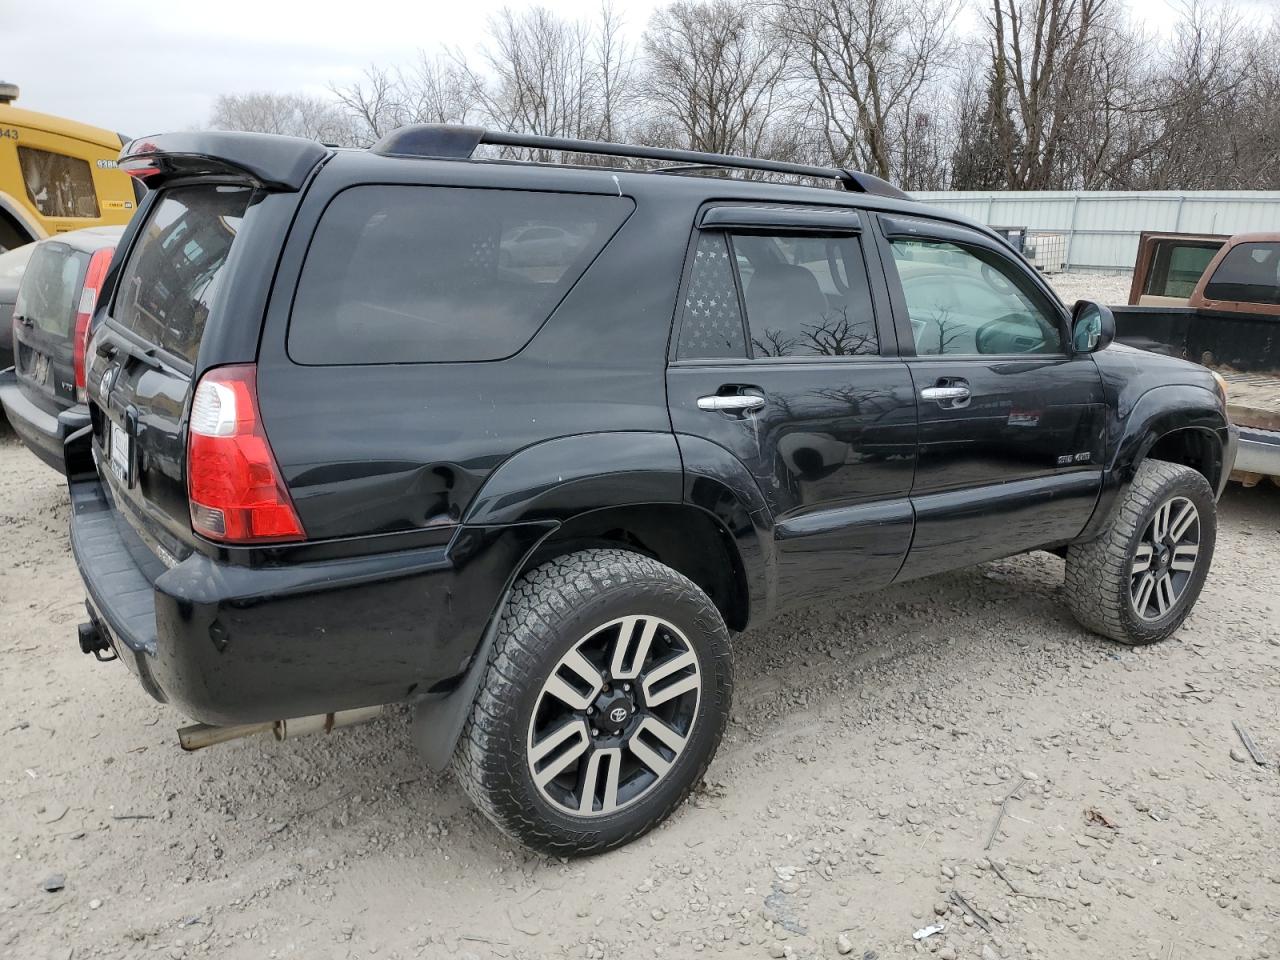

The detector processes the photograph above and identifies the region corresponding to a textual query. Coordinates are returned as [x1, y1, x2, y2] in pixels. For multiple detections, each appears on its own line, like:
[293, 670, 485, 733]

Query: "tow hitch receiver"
[78, 621, 117, 662]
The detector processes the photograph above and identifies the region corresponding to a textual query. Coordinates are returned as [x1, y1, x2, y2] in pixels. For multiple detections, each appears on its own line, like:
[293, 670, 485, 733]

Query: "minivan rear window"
[111, 184, 253, 365]
[288, 185, 633, 364]
[14, 242, 90, 337]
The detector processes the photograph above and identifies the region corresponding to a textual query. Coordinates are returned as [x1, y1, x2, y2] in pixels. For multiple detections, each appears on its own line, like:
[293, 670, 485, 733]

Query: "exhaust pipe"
[177, 706, 383, 751]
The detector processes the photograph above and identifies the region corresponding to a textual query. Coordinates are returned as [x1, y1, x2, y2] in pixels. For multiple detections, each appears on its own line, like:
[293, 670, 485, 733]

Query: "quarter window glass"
[735, 233, 877, 357]
[675, 232, 748, 360]
[290, 186, 632, 365]
[889, 238, 1062, 356]
[1203, 242, 1280, 305]
[112, 184, 253, 365]
[17, 147, 100, 219]
[14, 242, 89, 337]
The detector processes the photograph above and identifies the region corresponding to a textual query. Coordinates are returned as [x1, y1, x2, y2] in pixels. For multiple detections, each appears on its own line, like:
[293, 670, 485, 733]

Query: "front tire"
[453, 549, 733, 856]
[1064, 459, 1216, 644]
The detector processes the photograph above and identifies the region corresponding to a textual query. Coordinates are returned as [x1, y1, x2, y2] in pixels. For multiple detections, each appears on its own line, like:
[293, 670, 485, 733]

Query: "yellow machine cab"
[0, 82, 141, 251]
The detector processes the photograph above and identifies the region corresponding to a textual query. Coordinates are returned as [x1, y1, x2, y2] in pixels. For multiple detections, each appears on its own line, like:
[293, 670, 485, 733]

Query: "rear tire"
[453, 548, 733, 856]
[1064, 458, 1216, 644]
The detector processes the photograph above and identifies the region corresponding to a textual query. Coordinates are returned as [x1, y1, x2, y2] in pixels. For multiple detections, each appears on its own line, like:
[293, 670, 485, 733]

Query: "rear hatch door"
[87, 183, 258, 562]
[13, 240, 88, 415]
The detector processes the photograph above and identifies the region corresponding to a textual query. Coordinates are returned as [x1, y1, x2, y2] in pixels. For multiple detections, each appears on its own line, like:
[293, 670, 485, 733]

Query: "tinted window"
[112, 184, 252, 365]
[17, 147, 100, 219]
[675, 232, 747, 360]
[736, 234, 877, 357]
[1204, 242, 1280, 305]
[1144, 241, 1220, 298]
[14, 242, 89, 337]
[289, 186, 633, 365]
[889, 238, 1062, 356]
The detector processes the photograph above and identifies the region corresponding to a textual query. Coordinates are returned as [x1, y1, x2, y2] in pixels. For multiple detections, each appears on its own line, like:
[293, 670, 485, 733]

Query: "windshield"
[110, 184, 254, 365]
[13, 242, 90, 337]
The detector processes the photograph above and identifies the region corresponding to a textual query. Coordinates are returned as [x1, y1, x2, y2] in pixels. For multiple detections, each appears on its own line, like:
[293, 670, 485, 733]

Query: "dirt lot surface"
[1042, 272, 1131, 307]
[3, 269, 1279, 960]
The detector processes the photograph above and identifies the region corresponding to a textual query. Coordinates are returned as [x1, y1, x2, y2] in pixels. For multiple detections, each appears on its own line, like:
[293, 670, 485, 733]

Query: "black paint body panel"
[64, 132, 1233, 754]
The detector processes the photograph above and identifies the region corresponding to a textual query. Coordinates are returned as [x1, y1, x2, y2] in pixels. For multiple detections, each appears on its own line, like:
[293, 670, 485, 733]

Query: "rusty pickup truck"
[1115, 231, 1280, 486]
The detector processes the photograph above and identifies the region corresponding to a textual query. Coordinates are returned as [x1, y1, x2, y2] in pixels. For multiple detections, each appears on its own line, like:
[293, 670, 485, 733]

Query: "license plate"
[32, 353, 49, 385]
[109, 420, 132, 486]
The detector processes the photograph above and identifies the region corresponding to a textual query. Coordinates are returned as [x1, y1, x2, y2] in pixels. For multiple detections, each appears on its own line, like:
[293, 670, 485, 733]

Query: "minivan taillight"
[186, 364, 305, 544]
[74, 247, 114, 402]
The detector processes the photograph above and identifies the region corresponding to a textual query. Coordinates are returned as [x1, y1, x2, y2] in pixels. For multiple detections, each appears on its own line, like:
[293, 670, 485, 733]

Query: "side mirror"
[1071, 300, 1115, 354]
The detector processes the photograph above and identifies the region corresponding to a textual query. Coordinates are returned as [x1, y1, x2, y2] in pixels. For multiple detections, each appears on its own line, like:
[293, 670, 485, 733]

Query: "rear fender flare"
[413, 431, 773, 770]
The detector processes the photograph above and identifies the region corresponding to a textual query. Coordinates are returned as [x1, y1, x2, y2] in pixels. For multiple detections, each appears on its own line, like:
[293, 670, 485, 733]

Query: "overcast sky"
[0, 0, 1255, 138]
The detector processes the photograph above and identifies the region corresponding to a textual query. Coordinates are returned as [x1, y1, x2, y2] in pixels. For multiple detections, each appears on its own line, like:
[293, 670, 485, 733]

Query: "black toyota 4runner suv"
[68, 127, 1237, 855]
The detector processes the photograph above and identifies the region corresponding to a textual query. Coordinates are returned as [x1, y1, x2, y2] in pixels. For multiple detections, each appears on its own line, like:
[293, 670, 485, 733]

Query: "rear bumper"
[0, 368, 87, 474]
[69, 474, 549, 725]
[1234, 425, 1280, 479]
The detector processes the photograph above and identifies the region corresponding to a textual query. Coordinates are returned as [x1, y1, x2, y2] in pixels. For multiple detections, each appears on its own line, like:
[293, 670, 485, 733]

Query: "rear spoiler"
[119, 131, 330, 191]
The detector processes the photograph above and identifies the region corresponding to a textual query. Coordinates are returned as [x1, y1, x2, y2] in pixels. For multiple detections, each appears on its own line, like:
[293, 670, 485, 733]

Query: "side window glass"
[17, 146, 100, 219]
[734, 233, 877, 357]
[675, 232, 748, 360]
[888, 238, 1062, 356]
[290, 185, 632, 364]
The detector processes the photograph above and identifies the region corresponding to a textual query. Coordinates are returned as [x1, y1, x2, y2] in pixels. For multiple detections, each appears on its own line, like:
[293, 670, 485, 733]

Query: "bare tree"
[595, 1, 638, 142]
[641, 0, 793, 157]
[208, 0, 1280, 191]
[332, 57, 478, 147]
[981, 0, 1135, 190]
[209, 92, 353, 144]
[773, 0, 959, 187]
[330, 67, 403, 145]
[1126, 1, 1256, 189]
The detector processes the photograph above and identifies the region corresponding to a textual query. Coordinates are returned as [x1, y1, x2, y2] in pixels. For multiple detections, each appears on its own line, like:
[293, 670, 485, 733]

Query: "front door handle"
[920, 385, 971, 402]
[697, 393, 767, 413]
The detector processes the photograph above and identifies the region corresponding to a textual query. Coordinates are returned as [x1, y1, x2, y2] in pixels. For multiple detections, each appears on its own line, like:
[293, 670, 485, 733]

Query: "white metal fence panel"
[913, 191, 1280, 272]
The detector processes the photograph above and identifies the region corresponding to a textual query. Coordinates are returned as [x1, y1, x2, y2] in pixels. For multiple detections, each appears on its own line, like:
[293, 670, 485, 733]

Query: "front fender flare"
[1078, 383, 1227, 541]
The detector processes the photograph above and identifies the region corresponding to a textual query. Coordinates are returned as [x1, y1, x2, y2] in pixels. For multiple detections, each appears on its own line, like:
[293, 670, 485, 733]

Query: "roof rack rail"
[369, 124, 911, 201]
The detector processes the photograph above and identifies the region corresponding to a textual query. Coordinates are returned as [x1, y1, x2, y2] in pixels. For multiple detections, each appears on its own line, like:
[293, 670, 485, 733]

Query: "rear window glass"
[18, 146, 100, 219]
[1143, 241, 1220, 299]
[289, 185, 633, 364]
[1204, 242, 1280, 305]
[14, 242, 89, 337]
[111, 184, 253, 365]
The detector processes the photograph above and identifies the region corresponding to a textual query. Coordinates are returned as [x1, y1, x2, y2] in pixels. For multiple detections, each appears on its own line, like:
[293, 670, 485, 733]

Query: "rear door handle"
[697, 394, 767, 413]
[920, 385, 971, 402]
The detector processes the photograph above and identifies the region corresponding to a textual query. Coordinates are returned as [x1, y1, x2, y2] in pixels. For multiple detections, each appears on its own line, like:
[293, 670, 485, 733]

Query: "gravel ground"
[1041, 272, 1132, 308]
[2, 270, 1278, 959]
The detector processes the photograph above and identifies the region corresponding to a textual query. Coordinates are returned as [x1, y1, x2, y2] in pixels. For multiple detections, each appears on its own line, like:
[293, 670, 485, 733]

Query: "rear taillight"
[186, 364, 305, 544]
[74, 247, 114, 402]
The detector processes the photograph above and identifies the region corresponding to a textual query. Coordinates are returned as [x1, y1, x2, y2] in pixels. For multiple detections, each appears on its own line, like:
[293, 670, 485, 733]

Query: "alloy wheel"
[1130, 495, 1200, 622]
[526, 615, 702, 817]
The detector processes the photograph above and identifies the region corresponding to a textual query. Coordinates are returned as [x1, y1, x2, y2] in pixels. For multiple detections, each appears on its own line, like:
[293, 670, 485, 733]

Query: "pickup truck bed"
[1220, 372, 1280, 482]
[1112, 305, 1280, 483]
